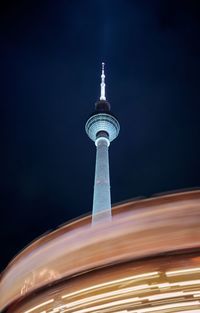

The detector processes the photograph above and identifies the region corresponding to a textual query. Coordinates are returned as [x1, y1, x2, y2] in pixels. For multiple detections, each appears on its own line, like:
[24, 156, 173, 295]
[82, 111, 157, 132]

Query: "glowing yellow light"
[112, 311, 127, 313]
[49, 304, 66, 313]
[61, 272, 159, 299]
[157, 282, 171, 289]
[24, 299, 54, 313]
[22, 276, 200, 313]
[166, 267, 200, 276]
[65, 284, 149, 308]
[178, 280, 200, 286]
[128, 301, 200, 312]
[178, 309, 199, 313]
[147, 290, 200, 301]
[156, 279, 200, 289]
[67, 289, 200, 311]
[59, 278, 200, 313]
[65, 297, 141, 313]
[58, 300, 200, 313]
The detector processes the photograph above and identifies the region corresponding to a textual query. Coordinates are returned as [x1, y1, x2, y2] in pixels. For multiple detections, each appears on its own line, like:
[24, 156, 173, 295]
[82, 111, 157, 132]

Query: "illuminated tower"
[85, 63, 120, 224]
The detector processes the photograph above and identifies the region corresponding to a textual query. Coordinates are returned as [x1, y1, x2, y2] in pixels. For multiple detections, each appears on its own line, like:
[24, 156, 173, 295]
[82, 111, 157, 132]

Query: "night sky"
[1, 0, 200, 271]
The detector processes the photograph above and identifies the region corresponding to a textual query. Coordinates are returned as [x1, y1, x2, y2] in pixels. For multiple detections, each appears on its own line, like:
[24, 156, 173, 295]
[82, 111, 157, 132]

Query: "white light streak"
[166, 267, 200, 276]
[60, 299, 200, 313]
[66, 297, 141, 313]
[178, 280, 200, 286]
[147, 290, 200, 301]
[61, 280, 200, 312]
[178, 309, 199, 313]
[23, 277, 200, 313]
[157, 282, 171, 289]
[155, 279, 200, 289]
[24, 299, 54, 313]
[61, 272, 159, 299]
[65, 284, 149, 308]
[128, 301, 200, 313]
[193, 294, 200, 297]
[62, 288, 200, 311]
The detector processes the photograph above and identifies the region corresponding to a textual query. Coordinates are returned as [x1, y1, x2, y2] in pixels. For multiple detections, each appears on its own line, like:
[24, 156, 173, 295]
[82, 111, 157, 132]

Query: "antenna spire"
[100, 62, 106, 100]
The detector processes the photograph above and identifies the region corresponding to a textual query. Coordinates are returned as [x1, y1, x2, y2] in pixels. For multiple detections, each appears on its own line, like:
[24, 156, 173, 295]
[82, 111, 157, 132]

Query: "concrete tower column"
[93, 135, 111, 223]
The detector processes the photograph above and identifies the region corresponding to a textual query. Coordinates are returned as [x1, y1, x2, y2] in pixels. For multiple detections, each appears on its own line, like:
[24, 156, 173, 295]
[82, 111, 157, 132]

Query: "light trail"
[177, 310, 200, 313]
[22, 278, 200, 313]
[59, 287, 200, 311]
[23, 299, 54, 313]
[65, 284, 149, 308]
[156, 280, 200, 288]
[166, 267, 200, 277]
[58, 300, 200, 313]
[128, 301, 200, 312]
[61, 279, 200, 309]
[61, 272, 159, 299]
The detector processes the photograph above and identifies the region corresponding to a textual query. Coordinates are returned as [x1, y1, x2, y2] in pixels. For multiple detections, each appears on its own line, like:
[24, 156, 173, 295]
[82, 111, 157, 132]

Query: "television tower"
[85, 63, 120, 224]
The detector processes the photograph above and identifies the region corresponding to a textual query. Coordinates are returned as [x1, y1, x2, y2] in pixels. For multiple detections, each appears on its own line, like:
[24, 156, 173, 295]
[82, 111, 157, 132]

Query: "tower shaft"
[92, 136, 111, 224]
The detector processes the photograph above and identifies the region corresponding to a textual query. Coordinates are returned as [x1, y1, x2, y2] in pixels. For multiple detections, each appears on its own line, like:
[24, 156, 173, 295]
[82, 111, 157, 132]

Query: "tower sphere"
[85, 101, 120, 143]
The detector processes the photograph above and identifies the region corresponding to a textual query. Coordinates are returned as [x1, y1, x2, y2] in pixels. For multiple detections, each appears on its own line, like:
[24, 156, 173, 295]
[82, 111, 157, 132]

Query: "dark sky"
[1, 0, 200, 271]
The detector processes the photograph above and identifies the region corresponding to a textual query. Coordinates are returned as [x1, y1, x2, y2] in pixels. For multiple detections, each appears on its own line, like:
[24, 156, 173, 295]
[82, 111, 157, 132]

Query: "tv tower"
[85, 63, 120, 224]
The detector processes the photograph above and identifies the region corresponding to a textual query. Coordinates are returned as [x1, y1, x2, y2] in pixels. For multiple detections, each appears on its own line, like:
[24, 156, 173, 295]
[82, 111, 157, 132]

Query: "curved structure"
[1, 190, 200, 313]
[85, 63, 120, 224]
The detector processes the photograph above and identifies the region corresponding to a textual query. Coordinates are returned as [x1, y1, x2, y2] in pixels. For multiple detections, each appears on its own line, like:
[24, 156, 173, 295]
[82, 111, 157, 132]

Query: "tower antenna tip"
[100, 62, 106, 100]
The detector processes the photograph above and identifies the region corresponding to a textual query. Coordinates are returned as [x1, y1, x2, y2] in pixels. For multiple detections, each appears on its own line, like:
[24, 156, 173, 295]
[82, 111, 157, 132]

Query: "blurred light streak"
[61, 300, 142, 313]
[156, 280, 200, 288]
[58, 300, 200, 313]
[64, 285, 149, 307]
[178, 280, 200, 286]
[147, 290, 200, 301]
[157, 282, 171, 289]
[61, 272, 159, 299]
[57, 279, 200, 313]
[24, 299, 54, 313]
[21, 278, 200, 313]
[166, 268, 200, 276]
[60, 289, 200, 311]
[178, 310, 200, 313]
[128, 301, 200, 312]
[111, 311, 128, 313]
